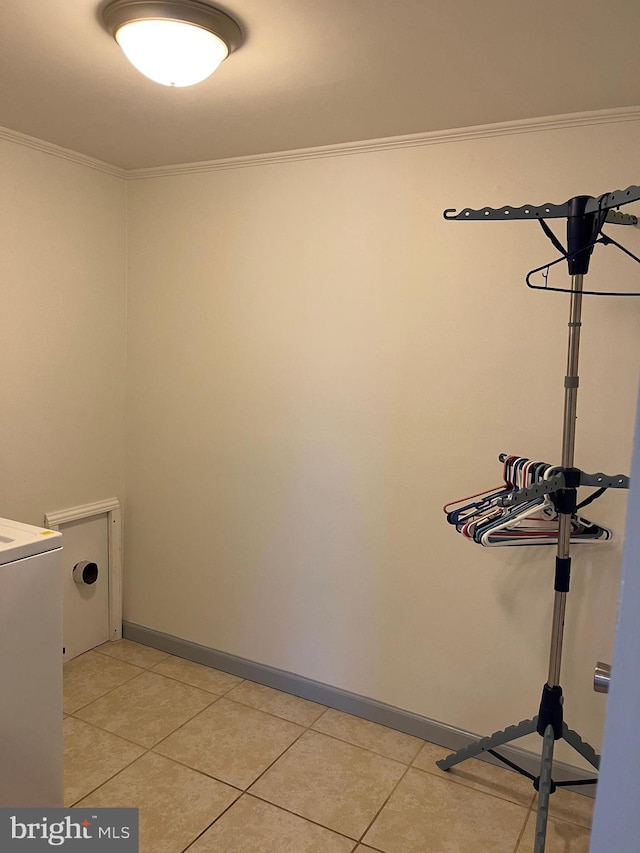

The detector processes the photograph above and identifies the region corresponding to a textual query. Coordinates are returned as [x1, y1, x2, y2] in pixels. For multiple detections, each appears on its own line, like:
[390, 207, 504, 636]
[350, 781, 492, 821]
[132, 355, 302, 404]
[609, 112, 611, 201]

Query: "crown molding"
[2, 106, 640, 180]
[125, 106, 640, 180]
[0, 126, 126, 178]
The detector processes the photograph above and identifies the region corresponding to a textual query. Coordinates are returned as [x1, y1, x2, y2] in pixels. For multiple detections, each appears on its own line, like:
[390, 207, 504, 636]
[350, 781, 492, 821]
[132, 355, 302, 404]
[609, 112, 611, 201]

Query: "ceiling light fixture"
[101, 0, 243, 87]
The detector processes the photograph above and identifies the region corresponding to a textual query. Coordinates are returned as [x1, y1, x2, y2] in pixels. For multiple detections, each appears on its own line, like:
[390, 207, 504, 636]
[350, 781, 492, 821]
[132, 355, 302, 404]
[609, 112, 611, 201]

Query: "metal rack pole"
[548, 272, 584, 687]
[535, 272, 585, 853]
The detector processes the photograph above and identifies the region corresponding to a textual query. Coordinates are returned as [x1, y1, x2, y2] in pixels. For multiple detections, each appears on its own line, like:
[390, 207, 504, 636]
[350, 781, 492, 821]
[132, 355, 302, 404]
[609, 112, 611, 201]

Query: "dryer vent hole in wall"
[72, 560, 99, 585]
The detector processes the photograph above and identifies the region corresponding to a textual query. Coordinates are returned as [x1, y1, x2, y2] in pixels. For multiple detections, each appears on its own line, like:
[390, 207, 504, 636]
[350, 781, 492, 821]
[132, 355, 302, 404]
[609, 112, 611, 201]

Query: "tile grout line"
[144, 726, 412, 841]
[416, 761, 540, 814]
[97, 643, 332, 729]
[88, 645, 429, 763]
[180, 791, 239, 853]
[146, 669, 245, 695]
[358, 764, 537, 851]
[531, 792, 594, 831]
[71, 691, 474, 831]
[175, 702, 360, 851]
[244, 724, 414, 845]
[69, 741, 246, 837]
[512, 804, 533, 853]
[116, 659, 246, 703]
[65, 714, 151, 751]
[214, 694, 327, 729]
[129, 687, 420, 768]
[123, 632, 600, 799]
[66, 647, 403, 847]
[309, 727, 422, 765]
[66, 667, 146, 716]
[141, 693, 223, 749]
[241, 720, 417, 795]
[91, 645, 172, 666]
[178, 790, 244, 853]
[356, 761, 414, 846]
[411, 756, 541, 811]
[243, 718, 313, 790]
[67, 747, 152, 807]
[67, 643, 588, 851]
[67, 668, 319, 776]
[148, 693, 305, 758]
[76, 650, 327, 735]
[73, 750, 242, 852]
[302, 728, 414, 768]
[73, 683, 220, 748]
[155, 697, 400, 839]
[147, 693, 313, 790]
[167, 691, 324, 740]
[142, 749, 243, 791]
[240, 791, 363, 846]
[69, 653, 539, 794]
[66, 693, 538, 849]
[72, 647, 546, 841]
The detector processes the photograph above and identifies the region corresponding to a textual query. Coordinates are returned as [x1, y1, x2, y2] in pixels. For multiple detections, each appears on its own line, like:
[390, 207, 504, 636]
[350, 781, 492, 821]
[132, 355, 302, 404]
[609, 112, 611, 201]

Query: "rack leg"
[561, 723, 600, 770]
[436, 718, 538, 771]
[533, 725, 555, 853]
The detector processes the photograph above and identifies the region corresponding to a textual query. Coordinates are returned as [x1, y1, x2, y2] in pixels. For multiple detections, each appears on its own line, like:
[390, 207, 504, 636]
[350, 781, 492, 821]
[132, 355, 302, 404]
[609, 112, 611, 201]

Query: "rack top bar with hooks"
[443, 185, 640, 295]
[443, 183, 640, 224]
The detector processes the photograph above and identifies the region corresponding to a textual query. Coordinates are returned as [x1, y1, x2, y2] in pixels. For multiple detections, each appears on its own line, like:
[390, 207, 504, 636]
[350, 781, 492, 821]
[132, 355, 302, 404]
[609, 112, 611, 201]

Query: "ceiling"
[0, 0, 639, 170]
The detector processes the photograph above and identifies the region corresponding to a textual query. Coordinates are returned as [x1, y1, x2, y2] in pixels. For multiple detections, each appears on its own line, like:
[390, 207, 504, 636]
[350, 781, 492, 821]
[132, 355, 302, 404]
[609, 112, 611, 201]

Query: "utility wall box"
[0, 517, 63, 806]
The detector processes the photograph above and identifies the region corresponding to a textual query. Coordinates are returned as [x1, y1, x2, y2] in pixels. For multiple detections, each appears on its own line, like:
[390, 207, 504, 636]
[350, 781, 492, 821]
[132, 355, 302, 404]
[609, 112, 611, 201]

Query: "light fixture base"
[101, 0, 243, 55]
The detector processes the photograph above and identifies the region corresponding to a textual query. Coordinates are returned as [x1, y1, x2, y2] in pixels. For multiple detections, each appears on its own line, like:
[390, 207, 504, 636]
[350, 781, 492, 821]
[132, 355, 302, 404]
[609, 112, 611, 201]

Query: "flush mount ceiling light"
[101, 0, 243, 87]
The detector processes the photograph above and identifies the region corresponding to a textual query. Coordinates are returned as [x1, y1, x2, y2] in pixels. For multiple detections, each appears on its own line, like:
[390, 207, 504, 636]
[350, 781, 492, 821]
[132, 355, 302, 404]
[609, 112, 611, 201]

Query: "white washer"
[0, 517, 63, 806]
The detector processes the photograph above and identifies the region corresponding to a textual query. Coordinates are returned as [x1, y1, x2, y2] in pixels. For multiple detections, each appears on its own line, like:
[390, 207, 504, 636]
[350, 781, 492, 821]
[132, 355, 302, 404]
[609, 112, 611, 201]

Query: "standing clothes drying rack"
[437, 186, 640, 852]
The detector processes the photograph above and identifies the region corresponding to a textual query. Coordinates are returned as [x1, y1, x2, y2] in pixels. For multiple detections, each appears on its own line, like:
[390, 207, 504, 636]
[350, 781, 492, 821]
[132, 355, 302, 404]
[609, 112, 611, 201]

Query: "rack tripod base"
[436, 686, 599, 852]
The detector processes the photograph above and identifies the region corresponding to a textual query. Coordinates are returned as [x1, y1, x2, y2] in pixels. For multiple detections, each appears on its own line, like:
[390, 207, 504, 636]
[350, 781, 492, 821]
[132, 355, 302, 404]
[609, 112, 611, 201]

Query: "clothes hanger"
[450, 457, 549, 538]
[444, 454, 612, 546]
[526, 227, 640, 296]
[444, 455, 541, 530]
[477, 499, 612, 547]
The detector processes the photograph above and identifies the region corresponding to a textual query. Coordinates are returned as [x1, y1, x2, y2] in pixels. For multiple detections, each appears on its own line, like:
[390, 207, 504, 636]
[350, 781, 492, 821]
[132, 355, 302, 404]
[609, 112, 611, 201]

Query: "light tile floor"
[63, 640, 593, 853]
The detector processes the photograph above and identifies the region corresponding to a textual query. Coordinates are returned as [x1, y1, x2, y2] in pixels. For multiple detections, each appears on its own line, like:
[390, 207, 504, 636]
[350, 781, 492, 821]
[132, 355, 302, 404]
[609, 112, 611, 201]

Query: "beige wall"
[4, 114, 637, 768]
[0, 139, 127, 524]
[123, 119, 640, 764]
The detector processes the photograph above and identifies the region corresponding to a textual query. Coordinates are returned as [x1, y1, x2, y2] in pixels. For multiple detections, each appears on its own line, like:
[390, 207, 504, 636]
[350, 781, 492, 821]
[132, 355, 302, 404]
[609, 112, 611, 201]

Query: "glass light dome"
[115, 19, 229, 87]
